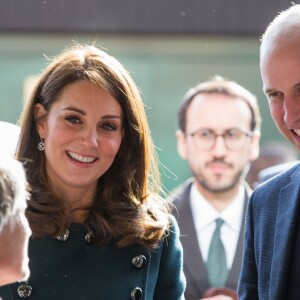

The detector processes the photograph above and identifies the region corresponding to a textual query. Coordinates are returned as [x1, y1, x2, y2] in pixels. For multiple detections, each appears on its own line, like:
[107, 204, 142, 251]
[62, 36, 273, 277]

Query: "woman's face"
[35, 80, 123, 198]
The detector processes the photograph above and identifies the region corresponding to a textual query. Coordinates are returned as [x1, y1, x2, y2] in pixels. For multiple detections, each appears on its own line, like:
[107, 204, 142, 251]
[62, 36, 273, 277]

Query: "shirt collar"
[190, 183, 245, 233]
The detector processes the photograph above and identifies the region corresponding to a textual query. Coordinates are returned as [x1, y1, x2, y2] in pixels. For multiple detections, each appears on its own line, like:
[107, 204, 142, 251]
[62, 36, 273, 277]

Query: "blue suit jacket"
[238, 162, 300, 300]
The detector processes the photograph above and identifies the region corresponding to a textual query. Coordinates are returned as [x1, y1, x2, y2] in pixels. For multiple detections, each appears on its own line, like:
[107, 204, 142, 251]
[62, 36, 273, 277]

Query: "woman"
[0, 44, 185, 299]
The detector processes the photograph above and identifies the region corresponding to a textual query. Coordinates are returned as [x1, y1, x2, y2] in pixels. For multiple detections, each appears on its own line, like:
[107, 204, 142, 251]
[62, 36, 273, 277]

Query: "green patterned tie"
[206, 218, 228, 287]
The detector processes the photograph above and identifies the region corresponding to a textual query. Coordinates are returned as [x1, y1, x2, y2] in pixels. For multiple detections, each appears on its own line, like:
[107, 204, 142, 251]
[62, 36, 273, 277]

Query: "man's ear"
[176, 130, 188, 160]
[249, 131, 261, 161]
[34, 103, 47, 138]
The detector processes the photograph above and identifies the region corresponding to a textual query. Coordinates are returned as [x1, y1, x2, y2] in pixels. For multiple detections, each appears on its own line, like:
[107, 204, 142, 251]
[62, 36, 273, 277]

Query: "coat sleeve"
[153, 215, 186, 300]
[237, 192, 259, 300]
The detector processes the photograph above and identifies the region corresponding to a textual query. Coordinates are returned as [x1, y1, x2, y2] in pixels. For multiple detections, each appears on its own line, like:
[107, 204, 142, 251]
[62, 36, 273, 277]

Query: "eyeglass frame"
[185, 127, 255, 151]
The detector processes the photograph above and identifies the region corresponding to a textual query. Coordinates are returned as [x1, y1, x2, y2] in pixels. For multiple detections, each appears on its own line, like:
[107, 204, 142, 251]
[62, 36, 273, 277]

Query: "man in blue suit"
[238, 4, 300, 299]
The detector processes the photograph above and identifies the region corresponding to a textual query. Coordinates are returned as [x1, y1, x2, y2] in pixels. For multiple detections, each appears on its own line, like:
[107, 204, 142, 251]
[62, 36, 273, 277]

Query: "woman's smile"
[66, 150, 98, 164]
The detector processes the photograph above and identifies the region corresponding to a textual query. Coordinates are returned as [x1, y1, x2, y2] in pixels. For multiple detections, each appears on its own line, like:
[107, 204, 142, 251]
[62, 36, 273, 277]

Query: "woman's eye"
[101, 123, 116, 131]
[65, 116, 81, 124]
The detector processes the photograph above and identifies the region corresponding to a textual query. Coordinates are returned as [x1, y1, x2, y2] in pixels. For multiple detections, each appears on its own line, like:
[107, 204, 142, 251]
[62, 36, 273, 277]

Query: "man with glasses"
[170, 76, 261, 300]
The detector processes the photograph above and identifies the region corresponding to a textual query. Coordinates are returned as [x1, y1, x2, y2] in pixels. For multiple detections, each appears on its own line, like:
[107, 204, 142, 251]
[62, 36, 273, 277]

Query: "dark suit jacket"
[238, 162, 300, 300]
[170, 179, 250, 300]
[0, 216, 186, 300]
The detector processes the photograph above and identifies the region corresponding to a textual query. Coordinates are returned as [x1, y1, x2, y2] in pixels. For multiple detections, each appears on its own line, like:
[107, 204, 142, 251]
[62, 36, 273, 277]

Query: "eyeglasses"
[186, 128, 254, 151]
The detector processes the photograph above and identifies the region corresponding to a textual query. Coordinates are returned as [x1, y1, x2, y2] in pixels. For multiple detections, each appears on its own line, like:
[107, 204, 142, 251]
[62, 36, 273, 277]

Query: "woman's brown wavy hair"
[17, 44, 170, 249]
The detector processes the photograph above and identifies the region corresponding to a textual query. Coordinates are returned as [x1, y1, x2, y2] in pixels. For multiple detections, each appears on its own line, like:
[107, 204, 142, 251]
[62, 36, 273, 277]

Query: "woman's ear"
[34, 103, 47, 138]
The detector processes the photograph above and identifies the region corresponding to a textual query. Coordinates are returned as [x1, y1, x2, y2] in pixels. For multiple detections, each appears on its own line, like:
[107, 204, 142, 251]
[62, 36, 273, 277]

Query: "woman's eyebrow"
[63, 107, 122, 120]
[63, 106, 86, 115]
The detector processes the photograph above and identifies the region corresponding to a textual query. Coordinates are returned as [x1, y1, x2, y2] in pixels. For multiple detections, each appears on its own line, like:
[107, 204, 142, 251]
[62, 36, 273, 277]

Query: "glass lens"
[190, 128, 251, 150]
[224, 129, 249, 150]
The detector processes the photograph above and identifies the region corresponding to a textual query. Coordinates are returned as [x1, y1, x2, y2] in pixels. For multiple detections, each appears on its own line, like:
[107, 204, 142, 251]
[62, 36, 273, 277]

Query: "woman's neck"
[71, 208, 91, 223]
[51, 184, 96, 223]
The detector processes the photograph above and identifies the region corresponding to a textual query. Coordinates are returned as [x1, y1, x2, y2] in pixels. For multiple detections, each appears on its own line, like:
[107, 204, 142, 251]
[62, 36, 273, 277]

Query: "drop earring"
[38, 137, 45, 151]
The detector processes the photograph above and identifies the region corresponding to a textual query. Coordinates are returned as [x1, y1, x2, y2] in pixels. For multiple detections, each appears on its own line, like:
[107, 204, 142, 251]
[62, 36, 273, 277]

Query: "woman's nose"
[80, 128, 99, 147]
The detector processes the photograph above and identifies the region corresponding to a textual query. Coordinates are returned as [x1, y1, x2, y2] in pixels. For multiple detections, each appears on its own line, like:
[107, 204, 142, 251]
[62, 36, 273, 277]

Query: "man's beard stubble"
[193, 158, 248, 193]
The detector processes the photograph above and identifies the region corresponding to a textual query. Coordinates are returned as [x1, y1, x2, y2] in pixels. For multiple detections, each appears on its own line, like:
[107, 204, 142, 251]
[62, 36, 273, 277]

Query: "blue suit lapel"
[269, 170, 300, 299]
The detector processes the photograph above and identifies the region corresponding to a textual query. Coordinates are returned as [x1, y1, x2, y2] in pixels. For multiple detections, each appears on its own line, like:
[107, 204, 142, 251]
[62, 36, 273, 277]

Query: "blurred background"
[0, 0, 297, 192]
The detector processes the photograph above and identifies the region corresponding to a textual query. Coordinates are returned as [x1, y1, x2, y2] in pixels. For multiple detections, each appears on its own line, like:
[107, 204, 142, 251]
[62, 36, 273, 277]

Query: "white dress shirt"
[190, 183, 245, 269]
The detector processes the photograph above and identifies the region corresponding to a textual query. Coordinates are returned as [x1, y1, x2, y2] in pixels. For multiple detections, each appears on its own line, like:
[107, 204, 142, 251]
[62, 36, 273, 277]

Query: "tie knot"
[215, 218, 224, 229]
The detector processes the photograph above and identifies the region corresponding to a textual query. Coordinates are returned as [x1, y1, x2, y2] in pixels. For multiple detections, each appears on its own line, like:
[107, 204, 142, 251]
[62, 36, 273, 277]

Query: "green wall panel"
[0, 34, 286, 192]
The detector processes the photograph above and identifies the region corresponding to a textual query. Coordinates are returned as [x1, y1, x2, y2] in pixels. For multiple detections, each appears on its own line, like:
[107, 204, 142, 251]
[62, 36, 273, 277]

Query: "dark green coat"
[0, 216, 185, 300]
